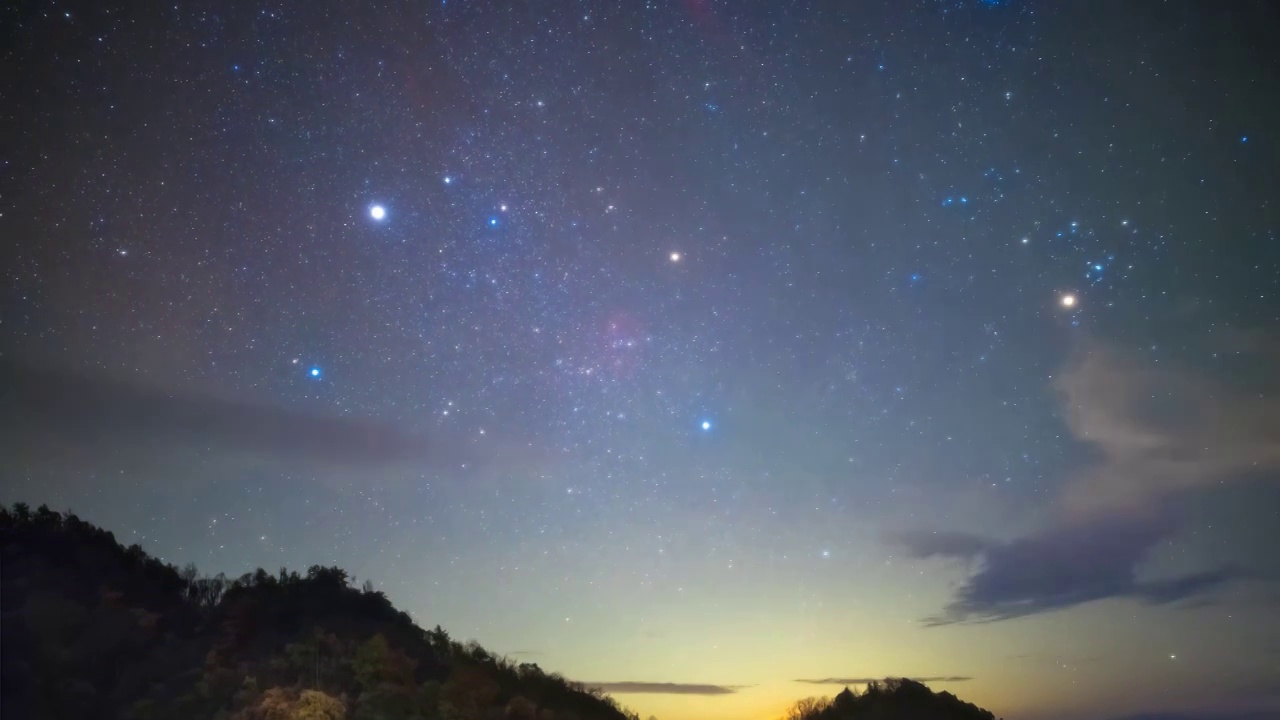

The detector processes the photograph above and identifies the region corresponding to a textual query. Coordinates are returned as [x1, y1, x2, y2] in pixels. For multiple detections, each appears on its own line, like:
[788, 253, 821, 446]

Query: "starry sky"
[3, 2, 1280, 719]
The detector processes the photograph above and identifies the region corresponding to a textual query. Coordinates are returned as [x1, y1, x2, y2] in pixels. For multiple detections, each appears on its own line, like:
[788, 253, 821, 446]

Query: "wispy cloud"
[910, 513, 1248, 625]
[586, 682, 743, 695]
[794, 676, 972, 685]
[901, 341, 1279, 625]
[0, 359, 450, 467]
[892, 531, 992, 562]
[1053, 344, 1280, 515]
[1107, 712, 1280, 720]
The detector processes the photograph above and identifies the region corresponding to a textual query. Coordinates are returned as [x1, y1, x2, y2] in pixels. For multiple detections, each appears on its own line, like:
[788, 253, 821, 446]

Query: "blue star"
[369, 204, 386, 221]
[700, 420, 712, 431]
[1241, 136, 1248, 143]
[309, 367, 321, 378]
[487, 216, 500, 228]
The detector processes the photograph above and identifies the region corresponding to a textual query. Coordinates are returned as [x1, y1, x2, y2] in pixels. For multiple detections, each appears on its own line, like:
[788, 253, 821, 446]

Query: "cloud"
[1054, 345, 1280, 515]
[901, 342, 1279, 625]
[892, 531, 993, 561]
[794, 676, 972, 685]
[915, 512, 1248, 625]
[0, 359, 443, 467]
[1105, 707, 1280, 712]
[585, 682, 743, 695]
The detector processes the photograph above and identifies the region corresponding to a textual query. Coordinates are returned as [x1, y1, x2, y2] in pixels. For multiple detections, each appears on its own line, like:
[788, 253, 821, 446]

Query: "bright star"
[443, 175, 453, 185]
[309, 367, 321, 378]
[369, 204, 386, 220]
[701, 420, 711, 431]
[500, 204, 508, 212]
[670, 252, 681, 262]
[1061, 294, 1077, 308]
[488, 216, 500, 227]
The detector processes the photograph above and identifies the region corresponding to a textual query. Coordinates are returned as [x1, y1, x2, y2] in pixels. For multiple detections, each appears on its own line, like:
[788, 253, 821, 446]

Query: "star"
[443, 175, 453, 185]
[700, 420, 712, 431]
[1061, 294, 1077, 308]
[309, 367, 321, 378]
[669, 252, 681, 262]
[369, 204, 386, 221]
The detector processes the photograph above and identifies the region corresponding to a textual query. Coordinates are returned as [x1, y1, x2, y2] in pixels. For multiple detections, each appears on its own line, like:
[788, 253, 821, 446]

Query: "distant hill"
[1, 502, 1003, 720]
[783, 682, 1000, 720]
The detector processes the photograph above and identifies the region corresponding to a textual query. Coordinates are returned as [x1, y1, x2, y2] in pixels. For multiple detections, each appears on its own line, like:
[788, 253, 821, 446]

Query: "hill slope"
[0, 503, 636, 720]
[785, 682, 999, 720]
[1, 503, 1002, 720]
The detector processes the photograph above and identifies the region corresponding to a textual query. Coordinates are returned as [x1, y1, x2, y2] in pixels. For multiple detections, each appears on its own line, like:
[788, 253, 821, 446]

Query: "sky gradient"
[3, 2, 1279, 719]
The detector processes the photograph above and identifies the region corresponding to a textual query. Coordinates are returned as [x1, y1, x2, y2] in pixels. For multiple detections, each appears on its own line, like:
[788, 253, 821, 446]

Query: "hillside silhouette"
[783, 683, 999, 720]
[1, 503, 1001, 720]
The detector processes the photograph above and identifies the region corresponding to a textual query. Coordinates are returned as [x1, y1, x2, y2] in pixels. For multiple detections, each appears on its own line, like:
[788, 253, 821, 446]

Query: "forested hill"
[0, 502, 640, 720]
[1, 503, 1003, 720]
[782, 682, 999, 720]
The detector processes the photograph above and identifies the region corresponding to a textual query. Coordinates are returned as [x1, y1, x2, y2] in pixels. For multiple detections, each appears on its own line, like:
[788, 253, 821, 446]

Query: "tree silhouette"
[1, 503, 1001, 720]
[782, 678, 998, 720]
[0, 503, 645, 720]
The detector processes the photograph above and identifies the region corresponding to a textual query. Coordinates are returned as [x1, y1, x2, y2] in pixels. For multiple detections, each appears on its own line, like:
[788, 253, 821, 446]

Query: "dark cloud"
[902, 342, 1278, 625]
[0, 359, 442, 467]
[914, 513, 1247, 625]
[794, 676, 971, 685]
[892, 531, 992, 561]
[1105, 707, 1280, 712]
[584, 682, 742, 695]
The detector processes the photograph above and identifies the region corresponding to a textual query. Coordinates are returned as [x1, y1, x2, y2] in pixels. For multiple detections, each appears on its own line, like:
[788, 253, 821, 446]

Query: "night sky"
[3, 2, 1280, 719]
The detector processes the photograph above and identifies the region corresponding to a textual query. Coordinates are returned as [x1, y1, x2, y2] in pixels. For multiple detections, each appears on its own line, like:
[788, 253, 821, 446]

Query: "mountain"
[785, 683, 1000, 720]
[0, 503, 637, 720]
[1, 502, 1004, 720]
